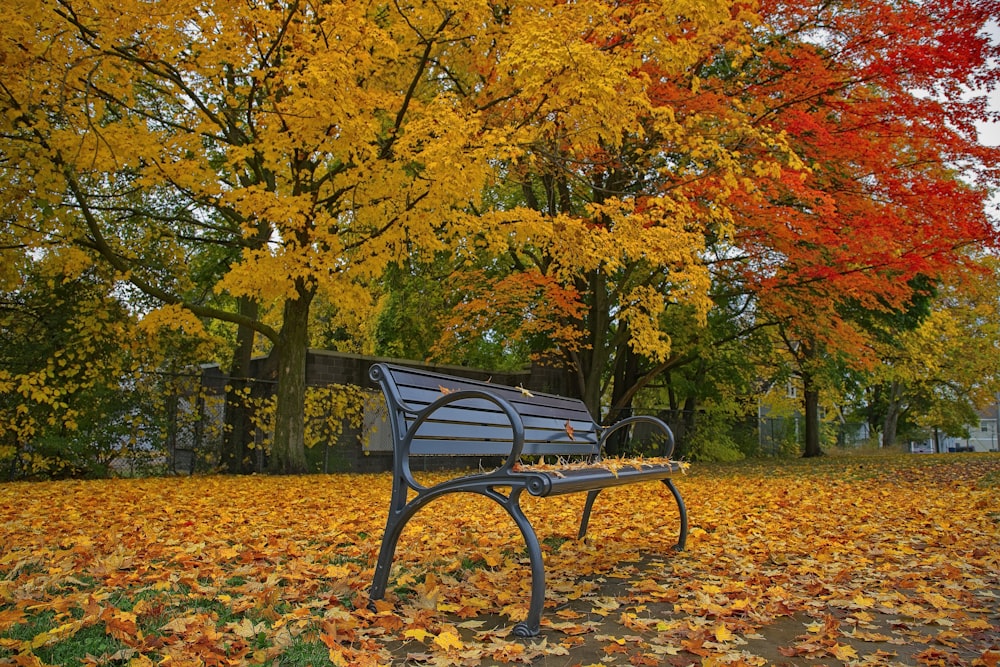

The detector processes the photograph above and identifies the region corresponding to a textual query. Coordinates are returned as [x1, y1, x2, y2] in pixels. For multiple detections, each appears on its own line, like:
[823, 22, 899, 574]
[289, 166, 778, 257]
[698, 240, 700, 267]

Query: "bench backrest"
[371, 363, 600, 458]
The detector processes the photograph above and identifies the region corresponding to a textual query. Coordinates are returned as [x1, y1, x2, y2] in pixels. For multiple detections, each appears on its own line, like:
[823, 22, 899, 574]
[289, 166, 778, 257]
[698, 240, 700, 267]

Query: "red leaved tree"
[722, 0, 1000, 455]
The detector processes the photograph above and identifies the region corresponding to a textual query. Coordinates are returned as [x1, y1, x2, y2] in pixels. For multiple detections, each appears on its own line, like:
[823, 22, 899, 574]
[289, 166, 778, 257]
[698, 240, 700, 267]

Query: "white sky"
[977, 21, 1000, 147]
[976, 21, 1000, 220]
[977, 92, 999, 147]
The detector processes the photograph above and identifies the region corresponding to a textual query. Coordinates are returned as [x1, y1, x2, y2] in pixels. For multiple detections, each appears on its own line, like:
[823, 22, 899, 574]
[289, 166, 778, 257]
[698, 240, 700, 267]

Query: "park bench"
[366, 362, 689, 637]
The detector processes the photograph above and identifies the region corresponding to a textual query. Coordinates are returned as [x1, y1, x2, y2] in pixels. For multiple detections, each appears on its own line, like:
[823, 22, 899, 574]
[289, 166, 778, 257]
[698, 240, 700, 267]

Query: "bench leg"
[370, 485, 546, 637]
[368, 504, 414, 606]
[663, 479, 688, 550]
[489, 487, 545, 638]
[578, 489, 601, 539]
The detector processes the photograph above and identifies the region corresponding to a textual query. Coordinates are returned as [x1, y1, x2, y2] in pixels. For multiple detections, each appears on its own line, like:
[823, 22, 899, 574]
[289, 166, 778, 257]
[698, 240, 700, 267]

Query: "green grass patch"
[460, 556, 489, 571]
[36, 624, 127, 667]
[178, 595, 236, 623]
[0, 611, 126, 667]
[543, 536, 570, 552]
[280, 636, 331, 666]
[1, 610, 56, 644]
[977, 470, 1000, 488]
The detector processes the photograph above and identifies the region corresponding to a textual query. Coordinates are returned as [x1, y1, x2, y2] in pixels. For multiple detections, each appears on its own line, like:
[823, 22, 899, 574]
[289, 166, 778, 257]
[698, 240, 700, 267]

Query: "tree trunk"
[269, 284, 313, 474]
[676, 394, 698, 459]
[866, 384, 883, 441]
[575, 271, 610, 419]
[881, 380, 904, 449]
[221, 296, 259, 474]
[604, 343, 640, 456]
[802, 370, 824, 457]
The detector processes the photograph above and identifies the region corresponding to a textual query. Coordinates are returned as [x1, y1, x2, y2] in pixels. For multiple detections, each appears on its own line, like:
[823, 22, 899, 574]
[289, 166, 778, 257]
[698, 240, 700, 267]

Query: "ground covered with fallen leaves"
[1, 454, 998, 666]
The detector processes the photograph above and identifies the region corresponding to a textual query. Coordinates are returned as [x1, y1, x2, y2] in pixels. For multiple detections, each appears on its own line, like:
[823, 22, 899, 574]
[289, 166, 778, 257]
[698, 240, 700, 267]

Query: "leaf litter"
[0, 454, 997, 666]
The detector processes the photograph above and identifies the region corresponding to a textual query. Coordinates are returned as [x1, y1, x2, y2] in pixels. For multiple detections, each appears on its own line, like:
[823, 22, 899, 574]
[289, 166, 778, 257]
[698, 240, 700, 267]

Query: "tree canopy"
[1, 0, 998, 474]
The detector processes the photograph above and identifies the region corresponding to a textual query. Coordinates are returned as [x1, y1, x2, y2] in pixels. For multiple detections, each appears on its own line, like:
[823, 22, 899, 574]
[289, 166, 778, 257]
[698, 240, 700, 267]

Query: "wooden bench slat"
[391, 388, 596, 422]
[387, 373, 593, 412]
[404, 418, 598, 442]
[397, 400, 597, 428]
[408, 440, 602, 457]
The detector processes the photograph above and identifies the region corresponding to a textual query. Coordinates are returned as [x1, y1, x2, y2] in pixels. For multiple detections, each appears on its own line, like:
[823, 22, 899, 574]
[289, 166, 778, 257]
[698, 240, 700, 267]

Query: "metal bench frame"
[367, 362, 688, 637]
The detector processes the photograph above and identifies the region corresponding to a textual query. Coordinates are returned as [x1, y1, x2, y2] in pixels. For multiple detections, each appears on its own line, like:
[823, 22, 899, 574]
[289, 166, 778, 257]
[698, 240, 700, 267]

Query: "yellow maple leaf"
[328, 648, 350, 667]
[11, 652, 46, 666]
[851, 592, 876, 608]
[403, 627, 432, 642]
[831, 643, 859, 661]
[714, 624, 735, 642]
[433, 630, 463, 651]
[230, 617, 266, 639]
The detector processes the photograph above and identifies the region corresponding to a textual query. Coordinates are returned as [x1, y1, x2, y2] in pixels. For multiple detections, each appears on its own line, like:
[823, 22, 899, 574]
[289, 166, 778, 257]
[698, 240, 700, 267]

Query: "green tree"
[0, 255, 216, 478]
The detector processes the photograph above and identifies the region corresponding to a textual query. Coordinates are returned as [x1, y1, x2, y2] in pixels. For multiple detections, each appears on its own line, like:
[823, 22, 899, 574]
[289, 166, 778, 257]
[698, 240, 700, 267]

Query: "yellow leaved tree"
[1, 0, 780, 470]
[0, 0, 500, 472]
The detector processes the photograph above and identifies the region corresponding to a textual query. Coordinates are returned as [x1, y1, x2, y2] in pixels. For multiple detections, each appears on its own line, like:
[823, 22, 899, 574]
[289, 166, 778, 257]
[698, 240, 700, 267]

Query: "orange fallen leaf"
[976, 649, 1000, 667]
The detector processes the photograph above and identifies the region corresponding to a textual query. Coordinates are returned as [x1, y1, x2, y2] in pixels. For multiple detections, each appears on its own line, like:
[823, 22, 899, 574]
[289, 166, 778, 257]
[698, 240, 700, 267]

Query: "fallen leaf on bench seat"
[511, 456, 686, 477]
[564, 420, 575, 439]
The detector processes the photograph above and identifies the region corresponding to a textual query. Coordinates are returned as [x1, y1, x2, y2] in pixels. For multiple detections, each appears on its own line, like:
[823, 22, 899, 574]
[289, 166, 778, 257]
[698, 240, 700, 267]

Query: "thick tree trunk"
[802, 370, 824, 457]
[269, 285, 313, 474]
[866, 384, 883, 442]
[220, 296, 258, 474]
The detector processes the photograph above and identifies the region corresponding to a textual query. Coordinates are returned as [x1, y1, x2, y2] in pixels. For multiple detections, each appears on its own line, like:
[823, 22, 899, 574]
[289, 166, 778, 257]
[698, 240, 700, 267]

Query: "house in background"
[910, 400, 1000, 453]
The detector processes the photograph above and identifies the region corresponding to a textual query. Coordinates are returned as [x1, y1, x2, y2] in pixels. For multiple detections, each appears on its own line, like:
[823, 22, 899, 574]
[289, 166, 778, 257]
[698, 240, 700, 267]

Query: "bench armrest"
[599, 415, 675, 459]
[400, 389, 527, 472]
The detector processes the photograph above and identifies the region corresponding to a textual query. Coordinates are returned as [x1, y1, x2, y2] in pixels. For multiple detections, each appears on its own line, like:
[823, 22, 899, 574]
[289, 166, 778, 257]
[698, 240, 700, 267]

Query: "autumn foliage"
[1, 455, 998, 665]
[729, 0, 1000, 349]
[1, 0, 999, 473]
